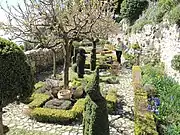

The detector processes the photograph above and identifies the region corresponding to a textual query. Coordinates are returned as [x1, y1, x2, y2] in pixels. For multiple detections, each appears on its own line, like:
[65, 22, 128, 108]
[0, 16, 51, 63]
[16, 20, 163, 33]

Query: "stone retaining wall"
[25, 47, 64, 73]
[113, 21, 180, 83]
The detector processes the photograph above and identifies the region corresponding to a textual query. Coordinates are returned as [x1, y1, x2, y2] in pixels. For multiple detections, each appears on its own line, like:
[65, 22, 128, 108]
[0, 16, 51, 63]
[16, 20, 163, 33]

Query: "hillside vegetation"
[115, 0, 180, 32]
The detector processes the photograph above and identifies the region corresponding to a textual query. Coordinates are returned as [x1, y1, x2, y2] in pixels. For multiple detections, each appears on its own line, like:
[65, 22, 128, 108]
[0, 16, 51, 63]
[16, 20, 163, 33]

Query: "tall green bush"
[83, 67, 109, 135]
[120, 0, 149, 24]
[0, 38, 34, 106]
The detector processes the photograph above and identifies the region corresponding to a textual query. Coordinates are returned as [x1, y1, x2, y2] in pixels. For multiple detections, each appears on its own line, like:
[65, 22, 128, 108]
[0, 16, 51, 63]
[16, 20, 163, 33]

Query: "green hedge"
[133, 66, 158, 135]
[71, 98, 85, 116]
[29, 98, 85, 123]
[0, 37, 34, 106]
[29, 93, 117, 124]
[30, 108, 76, 124]
[34, 81, 46, 90]
[134, 89, 158, 135]
[106, 89, 118, 114]
[28, 93, 51, 108]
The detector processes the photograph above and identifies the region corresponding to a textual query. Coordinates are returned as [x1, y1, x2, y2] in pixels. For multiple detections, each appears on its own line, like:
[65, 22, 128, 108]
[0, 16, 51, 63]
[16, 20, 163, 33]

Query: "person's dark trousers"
[116, 51, 122, 64]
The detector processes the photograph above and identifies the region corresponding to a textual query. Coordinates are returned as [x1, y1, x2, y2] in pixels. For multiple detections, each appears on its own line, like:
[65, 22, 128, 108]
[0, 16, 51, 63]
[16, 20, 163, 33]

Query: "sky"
[0, 0, 23, 42]
[0, 0, 22, 21]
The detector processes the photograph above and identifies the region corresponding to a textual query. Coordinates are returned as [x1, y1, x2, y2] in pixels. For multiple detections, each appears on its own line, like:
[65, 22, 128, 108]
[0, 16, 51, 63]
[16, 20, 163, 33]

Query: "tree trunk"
[63, 40, 72, 89]
[90, 41, 97, 71]
[92, 40, 96, 49]
[0, 100, 4, 135]
[52, 49, 56, 78]
[63, 55, 69, 89]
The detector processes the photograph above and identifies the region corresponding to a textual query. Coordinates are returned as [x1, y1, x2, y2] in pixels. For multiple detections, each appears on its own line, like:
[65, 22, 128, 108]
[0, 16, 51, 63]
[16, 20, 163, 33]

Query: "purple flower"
[154, 109, 159, 115]
[153, 97, 160, 106]
[147, 105, 152, 111]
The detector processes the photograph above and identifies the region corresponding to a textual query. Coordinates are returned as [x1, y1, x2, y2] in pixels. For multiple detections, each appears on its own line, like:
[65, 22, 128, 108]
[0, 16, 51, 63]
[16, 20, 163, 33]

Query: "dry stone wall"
[116, 21, 180, 83]
[25, 47, 64, 73]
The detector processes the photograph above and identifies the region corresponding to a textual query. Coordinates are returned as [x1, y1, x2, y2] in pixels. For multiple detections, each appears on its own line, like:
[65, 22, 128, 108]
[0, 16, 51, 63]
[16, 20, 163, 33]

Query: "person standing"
[115, 37, 123, 65]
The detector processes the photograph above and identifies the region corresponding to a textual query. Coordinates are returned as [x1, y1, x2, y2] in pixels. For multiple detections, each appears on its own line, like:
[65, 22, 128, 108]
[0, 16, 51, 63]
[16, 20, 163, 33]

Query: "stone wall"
[117, 21, 180, 83]
[25, 47, 64, 73]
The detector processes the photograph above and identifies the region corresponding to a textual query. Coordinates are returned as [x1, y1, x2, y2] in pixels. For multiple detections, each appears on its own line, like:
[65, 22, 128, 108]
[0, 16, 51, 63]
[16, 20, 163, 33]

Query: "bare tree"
[0, 0, 117, 88]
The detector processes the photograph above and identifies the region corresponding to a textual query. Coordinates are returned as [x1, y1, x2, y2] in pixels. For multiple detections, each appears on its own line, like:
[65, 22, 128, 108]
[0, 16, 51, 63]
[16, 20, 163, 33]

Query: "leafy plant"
[171, 55, 180, 72]
[131, 18, 153, 33]
[131, 43, 141, 50]
[120, 0, 149, 24]
[167, 4, 180, 26]
[142, 64, 180, 134]
[106, 88, 117, 114]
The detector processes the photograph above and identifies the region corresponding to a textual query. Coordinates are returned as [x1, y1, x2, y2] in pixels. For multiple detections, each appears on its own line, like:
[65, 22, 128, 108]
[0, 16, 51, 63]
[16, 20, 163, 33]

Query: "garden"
[0, 0, 180, 135]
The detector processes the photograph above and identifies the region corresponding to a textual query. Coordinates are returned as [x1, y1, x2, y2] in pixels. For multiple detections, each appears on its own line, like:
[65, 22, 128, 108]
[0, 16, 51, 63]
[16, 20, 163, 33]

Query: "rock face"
[25, 47, 63, 73]
[111, 21, 180, 83]
[44, 99, 72, 110]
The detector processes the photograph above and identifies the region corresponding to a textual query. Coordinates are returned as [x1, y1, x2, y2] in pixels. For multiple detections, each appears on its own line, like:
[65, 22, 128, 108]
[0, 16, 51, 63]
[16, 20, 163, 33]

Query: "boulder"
[46, 79, 60, 88]
[44, 99, 72, 110]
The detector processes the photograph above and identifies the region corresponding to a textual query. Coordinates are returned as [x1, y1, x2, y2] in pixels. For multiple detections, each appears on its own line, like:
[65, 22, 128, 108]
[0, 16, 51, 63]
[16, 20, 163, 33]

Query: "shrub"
[171, 54, 180, 72]
[120, 0, 149, 24]
[142, 64, 180, 134]
[106, 89, 117, 114]
[167, 4, 180, 26]
[0, 38, 34, 106]
[28, 93, 51, 108]
[106, 76, 119, 84]
[34, 81, 46, 90]
[153, 0, 178, 23]
[71, 80, 81, 87]
[131, 18, 153, 33]
[71, 98, 85, 117]
[30, 108, 76, 124]
[29, 98, 85, 123]
[72, 41, 81, 47]
[133, 66, 158, 135]
[83, 67, 109, 135]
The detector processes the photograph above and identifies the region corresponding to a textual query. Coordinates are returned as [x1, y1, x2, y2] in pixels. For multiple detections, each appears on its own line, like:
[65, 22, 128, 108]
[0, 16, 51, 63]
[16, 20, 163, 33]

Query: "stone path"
[3, 67, 134, 135]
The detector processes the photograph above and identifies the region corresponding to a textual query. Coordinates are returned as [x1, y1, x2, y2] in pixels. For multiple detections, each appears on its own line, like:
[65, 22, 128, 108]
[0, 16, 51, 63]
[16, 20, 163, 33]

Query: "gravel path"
[3, 67, 134, 135]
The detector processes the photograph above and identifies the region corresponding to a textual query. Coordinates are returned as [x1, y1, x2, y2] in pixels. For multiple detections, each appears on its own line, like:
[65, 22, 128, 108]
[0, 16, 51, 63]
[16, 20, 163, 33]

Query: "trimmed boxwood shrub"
[106, 89, 118, 114]
[0, 38, 34, 106]
[71, 98, 85, 117]
[30, 108, 76, 124]
[83, 67, 109, 135]
[132, 66, 158, 135]
[28, 93, 51, 108]
[29, 98, 85, 124]
[34, 81, 46, 91]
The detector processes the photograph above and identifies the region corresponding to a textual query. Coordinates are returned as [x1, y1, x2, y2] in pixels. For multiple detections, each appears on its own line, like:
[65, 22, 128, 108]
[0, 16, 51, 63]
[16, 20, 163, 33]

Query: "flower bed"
[142, 64, 180, 134]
